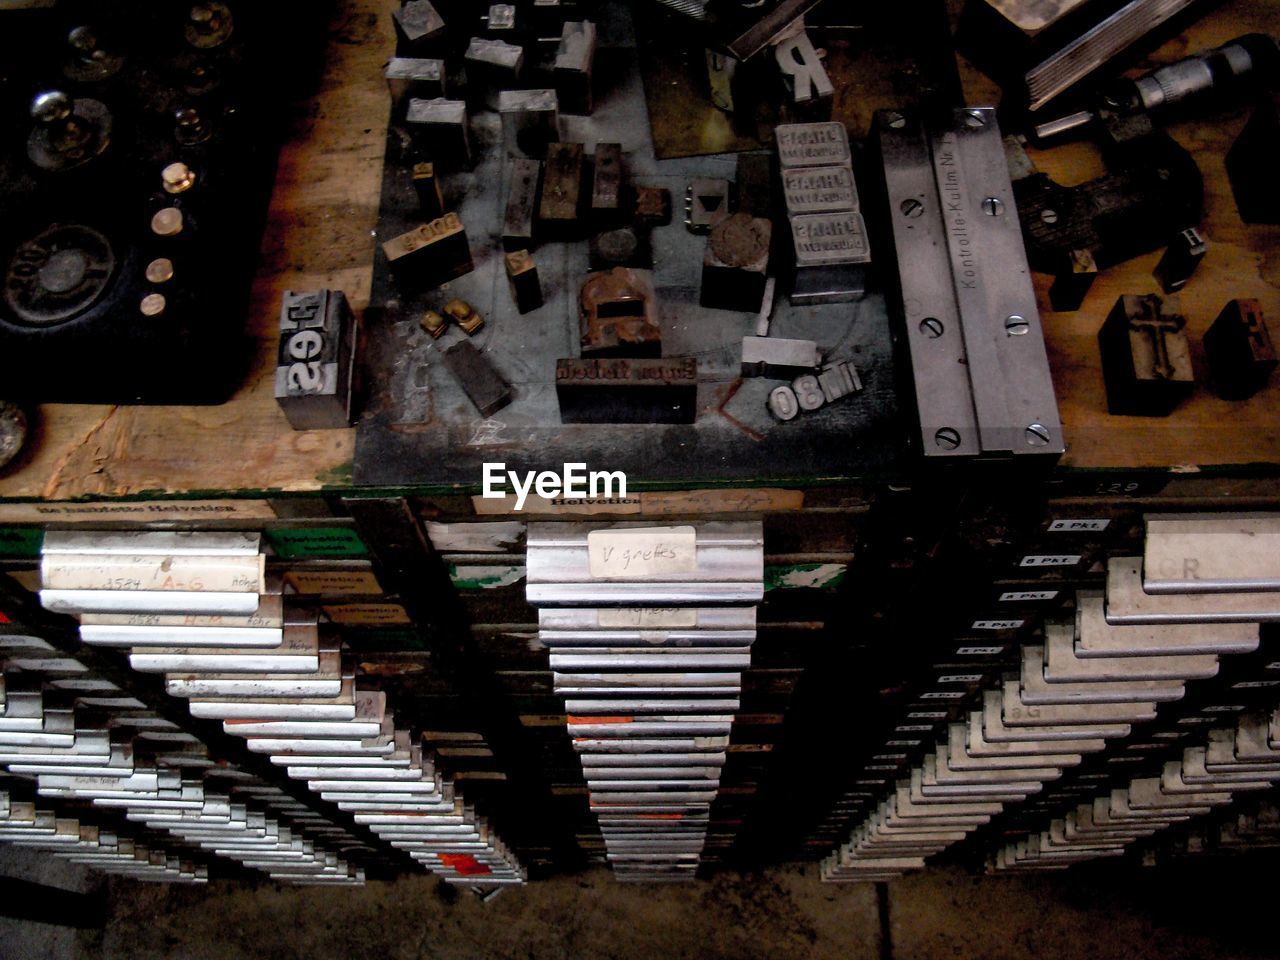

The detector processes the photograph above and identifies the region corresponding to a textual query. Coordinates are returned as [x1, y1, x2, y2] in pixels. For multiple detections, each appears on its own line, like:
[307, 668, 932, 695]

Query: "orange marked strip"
[567, 715, 633, 724]
[439, 854, 491, 876]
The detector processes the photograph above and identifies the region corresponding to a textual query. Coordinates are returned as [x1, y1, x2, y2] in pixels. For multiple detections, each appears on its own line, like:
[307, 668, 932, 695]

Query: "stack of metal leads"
[38, 531, 524, 888]
[526, 522, 764, 881]
[989, 514, 1280, 871]
[0, 791, 206, 883]
[0, 659, 364, 885]
[823, 513, 1277, 882]
[991, 707, 1280, 871]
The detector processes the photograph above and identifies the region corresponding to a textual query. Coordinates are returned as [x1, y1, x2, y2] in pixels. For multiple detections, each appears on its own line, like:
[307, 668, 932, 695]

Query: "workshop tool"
[875, 107, 1064, 460]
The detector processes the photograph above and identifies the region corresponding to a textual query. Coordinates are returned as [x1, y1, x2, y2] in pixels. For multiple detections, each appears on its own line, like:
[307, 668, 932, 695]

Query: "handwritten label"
[587, 526, 696, 578]
[598, 608, 697, 628]
[40, 554, 264, 592]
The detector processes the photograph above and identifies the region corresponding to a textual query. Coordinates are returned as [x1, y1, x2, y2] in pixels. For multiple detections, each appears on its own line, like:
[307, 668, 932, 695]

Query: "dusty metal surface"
[354, 0, 905, 488]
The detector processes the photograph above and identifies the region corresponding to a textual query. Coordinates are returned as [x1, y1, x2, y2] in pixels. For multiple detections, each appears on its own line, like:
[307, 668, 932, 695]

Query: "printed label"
[0, 500, 275, 523]
[999, 590, 1058, 602]
[1020, 555, 1081, 567]
[1048, 519, 1110, 532]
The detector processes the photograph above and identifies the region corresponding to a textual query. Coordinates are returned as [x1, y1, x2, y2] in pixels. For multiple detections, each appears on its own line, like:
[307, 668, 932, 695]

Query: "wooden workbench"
[1, 0, 1277, 502]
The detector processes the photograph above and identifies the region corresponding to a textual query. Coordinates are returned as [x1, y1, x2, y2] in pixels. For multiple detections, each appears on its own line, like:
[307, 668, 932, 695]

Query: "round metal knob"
[31, 91, 73, 125]
[67, 26, 97, 52]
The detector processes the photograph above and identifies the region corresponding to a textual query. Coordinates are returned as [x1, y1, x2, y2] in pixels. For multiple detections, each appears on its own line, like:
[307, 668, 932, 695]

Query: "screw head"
[1040, 208, 1059, 225]
[1025, 423, 1051, 446]
[900, 198, 924, 219]
[140, 293, 167, 317]
[982, 197, 1004, 217]
[1005, 314, 1030, 336]
[918, 317, 944, 339]
[934, 427, 961, 450]
[161, 161, 197, 194]
[964, 109, 986, 128]
[145, 258, 175, 284]
[31, 91, 72, 124]
[68, 26, 97, 52]
[150, 206, 184, 237]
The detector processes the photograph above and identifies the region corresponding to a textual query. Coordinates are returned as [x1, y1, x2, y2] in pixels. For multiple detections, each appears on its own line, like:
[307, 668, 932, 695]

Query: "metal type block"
[539, 142, 585, 236]
[701, 214, 770, 313]
[554, 22, 596, 115]
[1204, 299, 1276, 400]
[1153, 227, 1206, 294]
[503, 158, 542, 251]
[740, 336, 819, 378]
[684, 178, 731, 234]
[505, 250, 543, 314]
[592, 142, 625, 223]
[382, 212, 474, 288]
[442, 341, 512, 417]
[775, 122, 850, 168]
[385, 58, 446, 112]
[499, 90, 559, 160]
[405, 98, 472, 169]
[1098, 294, 1194, 416]
[412, 163, 446, 220]
[578, 267, 661, 357]
[392, 0, 446, 48]
[272, 289, 357, 430]
[555, 357, 696, 424]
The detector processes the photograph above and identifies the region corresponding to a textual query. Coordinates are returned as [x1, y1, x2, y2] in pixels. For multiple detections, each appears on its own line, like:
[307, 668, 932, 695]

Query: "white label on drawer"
[956, 646, 1004, 656]
[1204, 704, 1246, 713]
[587, 526, 697, 578]
[865, 764, 898, 771]
[896, 725, 934, 732]
[971, 619, 1024, 631]
[885, 740, 920, 747]
[999, 590, 1059, 602]
[1232, 680, 1280, 689]
[920, 691, 965, 700]
[938, 674, 983, 683]
[1048, 519, 1110, 532]
[908, 711, 948, 719]
[1177, 716, 1214, 724]
[598, 608, 698, 628]
[1020, 554, 1081, 567]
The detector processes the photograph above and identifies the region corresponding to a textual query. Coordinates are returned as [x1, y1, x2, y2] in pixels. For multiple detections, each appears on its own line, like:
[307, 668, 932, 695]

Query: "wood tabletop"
[0, 0, 1276, 501]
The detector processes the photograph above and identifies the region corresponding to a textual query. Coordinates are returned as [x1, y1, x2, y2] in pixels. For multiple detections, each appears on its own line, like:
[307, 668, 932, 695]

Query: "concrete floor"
[3, 861, 1277, 960]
